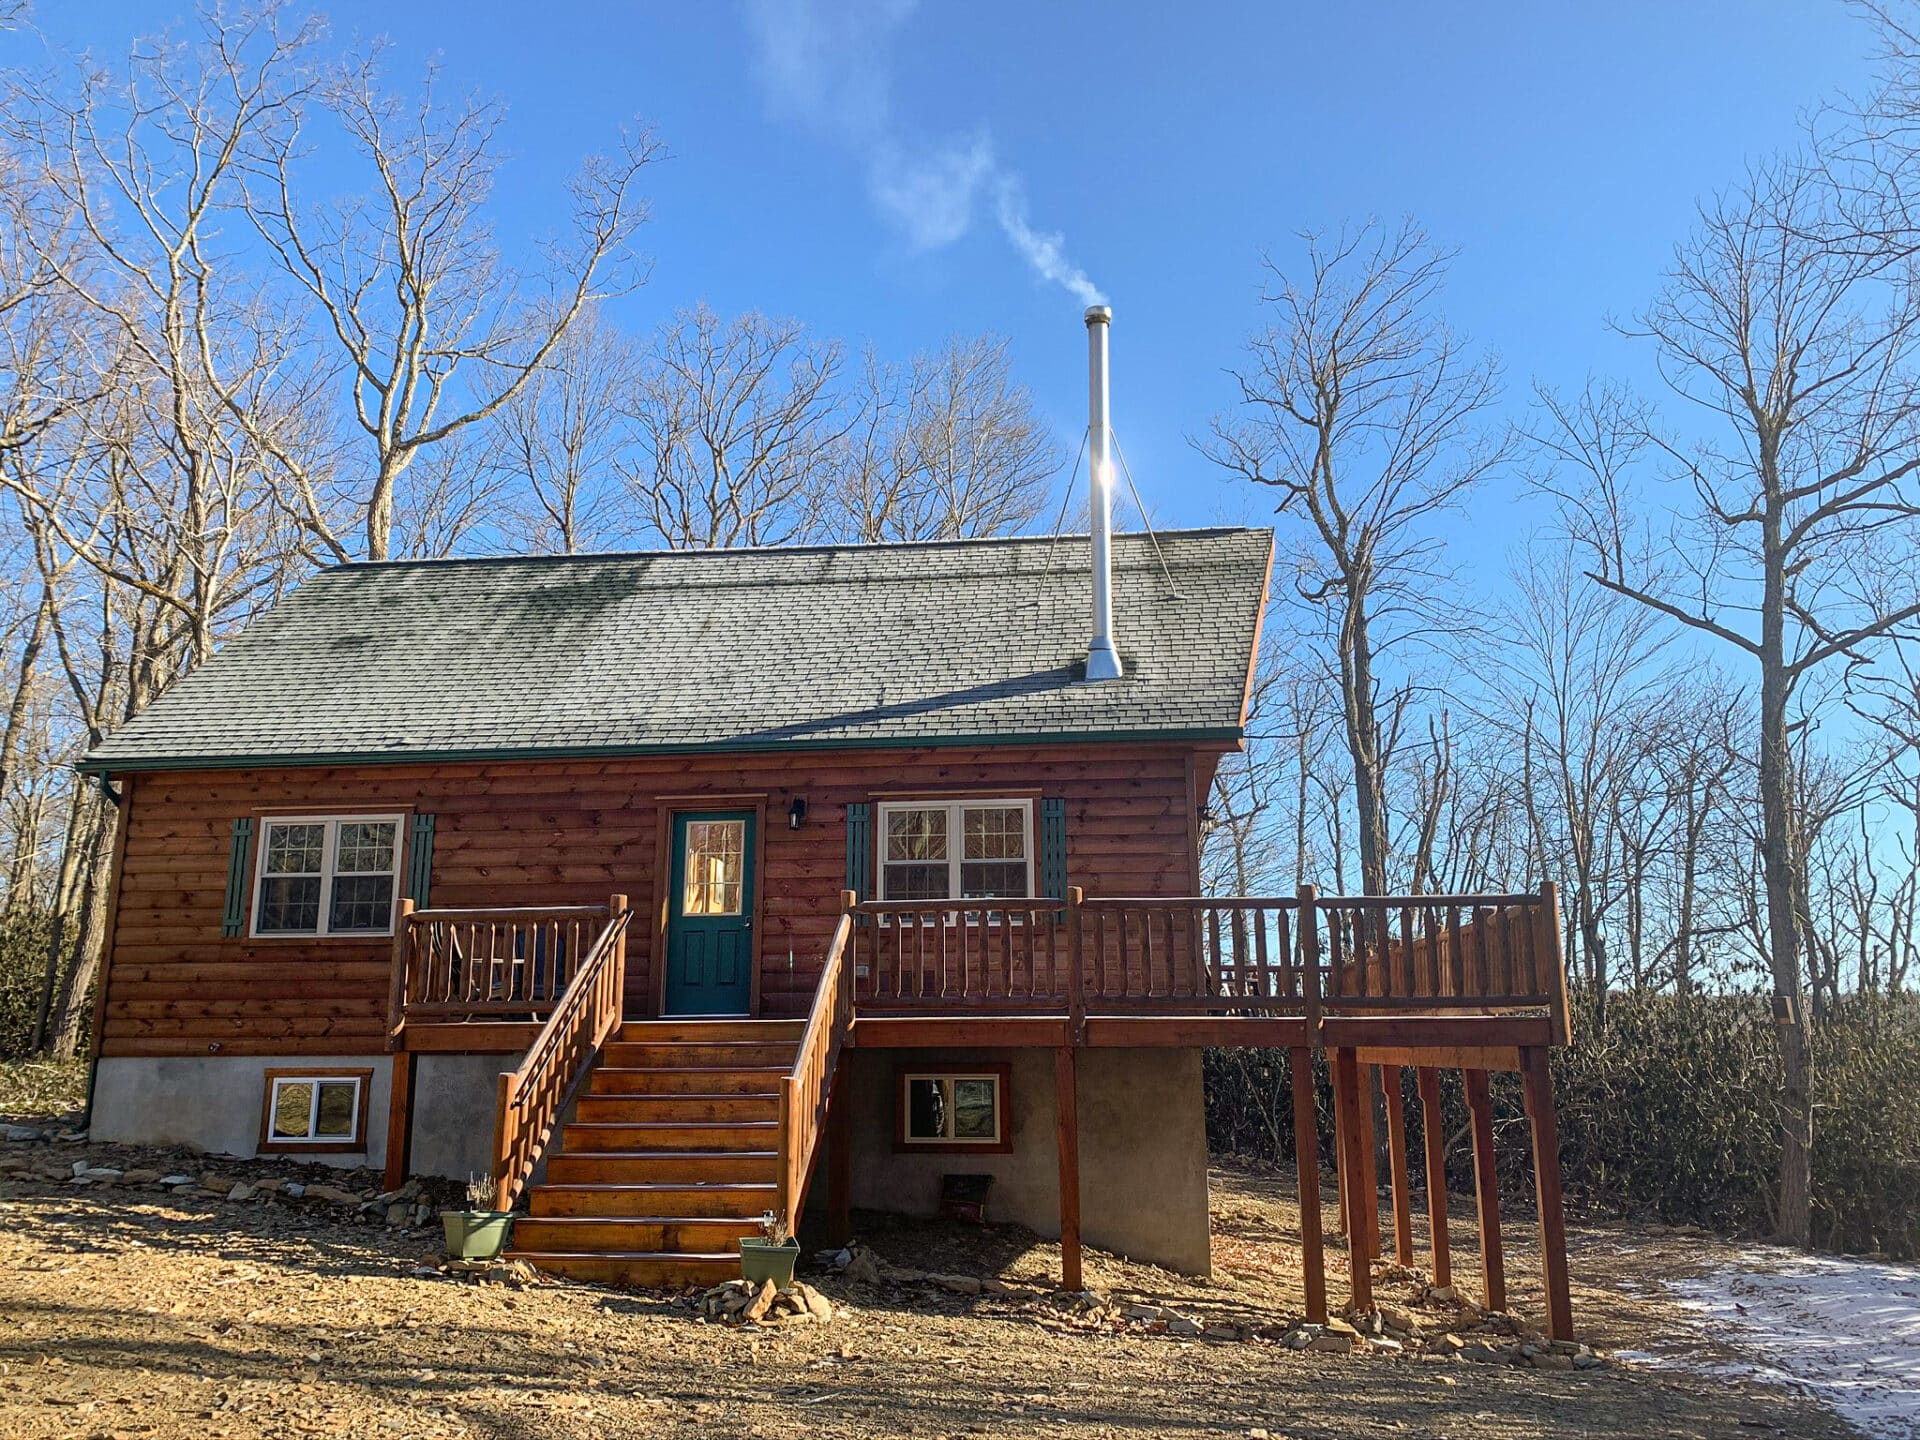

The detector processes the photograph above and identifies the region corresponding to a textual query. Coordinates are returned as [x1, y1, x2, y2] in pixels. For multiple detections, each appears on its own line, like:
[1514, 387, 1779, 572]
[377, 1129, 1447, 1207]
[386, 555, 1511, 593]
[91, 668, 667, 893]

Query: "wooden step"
[560, 1120, 778, 1152]
[543, 1150, 778, 1186]
[615, 1020, 805, 1043]
[601, 1041, 798, 1068]
[573, 1093, 779, 1125]
[511, 1216, 758, 1254]
[527, 1182, 778, 1218]
[506, 1250, 740, 1288]
[589, 1066, 789, 1095]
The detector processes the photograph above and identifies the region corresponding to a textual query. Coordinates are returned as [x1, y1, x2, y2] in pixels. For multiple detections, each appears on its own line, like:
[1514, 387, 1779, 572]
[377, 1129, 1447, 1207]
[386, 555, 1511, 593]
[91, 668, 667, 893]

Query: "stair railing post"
[388, 898, 416, 1052]
[607, 893, 630, 1039]
[493, 1068, 518, 1212]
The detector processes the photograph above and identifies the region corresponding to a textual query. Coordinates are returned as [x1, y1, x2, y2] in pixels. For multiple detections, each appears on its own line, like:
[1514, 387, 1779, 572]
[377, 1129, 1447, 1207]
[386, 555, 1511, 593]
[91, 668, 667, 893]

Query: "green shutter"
[221, 817, 254, 937]
[845, 802, 872, 904]
[406, 813, 436, 907]
[1041, 797, 1068, 915]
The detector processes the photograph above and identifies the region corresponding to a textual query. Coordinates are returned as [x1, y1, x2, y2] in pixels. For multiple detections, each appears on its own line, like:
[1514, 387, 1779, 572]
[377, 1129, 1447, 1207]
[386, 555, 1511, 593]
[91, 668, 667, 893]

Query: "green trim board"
[77, 726, 1243, 775]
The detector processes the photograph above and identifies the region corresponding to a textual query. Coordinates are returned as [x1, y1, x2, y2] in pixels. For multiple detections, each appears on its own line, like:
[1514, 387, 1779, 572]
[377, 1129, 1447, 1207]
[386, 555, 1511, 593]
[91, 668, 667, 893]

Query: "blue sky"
[20, 1, 1882, 541]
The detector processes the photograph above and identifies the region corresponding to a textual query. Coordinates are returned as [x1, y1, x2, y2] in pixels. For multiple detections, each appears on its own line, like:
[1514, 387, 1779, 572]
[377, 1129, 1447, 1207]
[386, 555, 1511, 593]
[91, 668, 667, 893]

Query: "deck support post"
[1054, 1045, 1083, 1292]
[1289, 1046, 1328, 1323]
[382, 1049, 416, 1191]
[1332, 1046, 1373, 1312]
[1415, 1066, 1451, 1291]
[1383, 1064, 1415, 1267]
[827, 1063, 853, 1247]
[1356, 1065, 1381, 1265]
[1521, 1046, 1574, 1341]
[1463, 1067, 1506, 1313]
[1330, 1046, 1351, 1238]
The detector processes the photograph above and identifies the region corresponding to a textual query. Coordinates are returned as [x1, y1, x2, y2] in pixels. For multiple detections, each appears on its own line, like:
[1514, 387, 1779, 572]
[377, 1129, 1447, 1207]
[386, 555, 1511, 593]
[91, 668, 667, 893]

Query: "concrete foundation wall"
[89, 1053, 513, 1182]
[408, 1054, 511, 1183]
[90, 1055, 394, 1170]
[833, 1046, 1211, 1276]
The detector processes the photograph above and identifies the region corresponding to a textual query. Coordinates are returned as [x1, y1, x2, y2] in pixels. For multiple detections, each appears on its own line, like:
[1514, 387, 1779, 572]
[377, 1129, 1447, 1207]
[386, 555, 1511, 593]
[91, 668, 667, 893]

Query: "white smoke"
[993, 179, 1107, 308]
[743, 0, 1105, 305]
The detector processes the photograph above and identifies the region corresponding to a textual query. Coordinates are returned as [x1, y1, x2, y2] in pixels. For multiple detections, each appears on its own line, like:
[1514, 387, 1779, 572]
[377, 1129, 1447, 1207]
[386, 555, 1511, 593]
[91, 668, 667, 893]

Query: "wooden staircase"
[508, 1018, 805, 1287]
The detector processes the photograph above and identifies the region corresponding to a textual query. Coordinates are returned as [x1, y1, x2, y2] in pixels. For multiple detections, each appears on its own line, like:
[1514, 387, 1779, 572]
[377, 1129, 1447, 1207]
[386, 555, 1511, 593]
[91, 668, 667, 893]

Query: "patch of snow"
[1660, 1250, 1920, 1440]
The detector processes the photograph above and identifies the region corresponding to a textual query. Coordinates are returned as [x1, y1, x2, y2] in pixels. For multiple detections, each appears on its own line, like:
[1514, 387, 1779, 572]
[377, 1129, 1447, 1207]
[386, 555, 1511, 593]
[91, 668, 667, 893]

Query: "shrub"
[0, 909, 54, 1060]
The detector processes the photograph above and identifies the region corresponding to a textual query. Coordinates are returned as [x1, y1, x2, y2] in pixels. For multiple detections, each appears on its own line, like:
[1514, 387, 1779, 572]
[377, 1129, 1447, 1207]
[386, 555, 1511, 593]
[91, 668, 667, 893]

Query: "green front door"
[663, 811, 756, 1016]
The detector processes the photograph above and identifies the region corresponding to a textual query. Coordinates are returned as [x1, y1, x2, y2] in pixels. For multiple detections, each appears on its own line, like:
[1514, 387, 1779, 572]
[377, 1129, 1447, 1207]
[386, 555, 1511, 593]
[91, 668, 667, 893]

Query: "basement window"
[896, 1065, 1011, 1152]
[878, 800, 1033, 901]
[253, 815, 403, 937]
[259, 1069, 372, 1153]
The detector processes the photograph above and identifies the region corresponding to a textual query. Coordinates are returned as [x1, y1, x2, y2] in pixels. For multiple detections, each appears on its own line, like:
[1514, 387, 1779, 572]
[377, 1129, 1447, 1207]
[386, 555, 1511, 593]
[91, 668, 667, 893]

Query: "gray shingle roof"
[83, 528, 1273, 772]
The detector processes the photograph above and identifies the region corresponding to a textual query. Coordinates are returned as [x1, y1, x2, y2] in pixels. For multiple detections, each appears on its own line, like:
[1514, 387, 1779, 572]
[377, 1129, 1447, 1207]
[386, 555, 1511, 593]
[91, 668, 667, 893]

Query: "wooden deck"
[383, 885, 1575, 1339]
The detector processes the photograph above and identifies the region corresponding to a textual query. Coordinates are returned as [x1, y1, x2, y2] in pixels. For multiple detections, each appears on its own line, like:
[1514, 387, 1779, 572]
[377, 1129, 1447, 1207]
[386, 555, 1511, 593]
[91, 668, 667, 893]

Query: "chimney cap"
[1084, 304, 1112, 326]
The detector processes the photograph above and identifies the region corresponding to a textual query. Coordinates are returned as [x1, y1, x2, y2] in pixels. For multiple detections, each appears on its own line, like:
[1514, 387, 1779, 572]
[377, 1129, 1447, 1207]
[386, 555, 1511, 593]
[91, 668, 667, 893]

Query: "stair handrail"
[776, 890, 857, 1234]
[491, 894, 631, 1212]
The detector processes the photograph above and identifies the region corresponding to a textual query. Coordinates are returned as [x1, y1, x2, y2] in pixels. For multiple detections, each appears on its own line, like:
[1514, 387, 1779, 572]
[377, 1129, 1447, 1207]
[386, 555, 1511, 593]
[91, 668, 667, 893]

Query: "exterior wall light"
[788, 796, 808, 830]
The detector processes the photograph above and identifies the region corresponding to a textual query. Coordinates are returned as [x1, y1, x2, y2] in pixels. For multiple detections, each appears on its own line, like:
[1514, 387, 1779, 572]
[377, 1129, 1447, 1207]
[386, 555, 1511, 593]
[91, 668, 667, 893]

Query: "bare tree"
[1540, 152, 1920, 1245]
[835, 336, 1058, 542]
[1205, 222, 1511, 894]
[247, 48, 659, 560]
[486, 305, 637, 554]
[619, 305, 846, 548]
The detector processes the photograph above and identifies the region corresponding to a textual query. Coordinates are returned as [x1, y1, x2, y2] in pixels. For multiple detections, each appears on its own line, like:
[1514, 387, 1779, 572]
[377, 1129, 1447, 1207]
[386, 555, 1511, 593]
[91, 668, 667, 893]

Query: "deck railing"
[388, 901, 611, 1043]
[852, 899, 1073, 1010]
[491, 895, 631, 1211]
[775, 891, 857, 1234]
[853, 885, 1568, 1039]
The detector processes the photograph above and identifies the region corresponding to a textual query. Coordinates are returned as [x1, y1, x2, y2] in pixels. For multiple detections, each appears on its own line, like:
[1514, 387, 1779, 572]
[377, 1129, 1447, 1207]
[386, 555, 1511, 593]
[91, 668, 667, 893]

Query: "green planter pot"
[739, 1238, 801, 1289]
[443, 1210, 514, 1261]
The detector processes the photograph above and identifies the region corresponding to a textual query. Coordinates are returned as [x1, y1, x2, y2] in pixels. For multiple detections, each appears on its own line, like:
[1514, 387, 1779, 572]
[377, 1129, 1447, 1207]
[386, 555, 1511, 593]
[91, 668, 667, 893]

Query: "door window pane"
[682, 821, 746, 916]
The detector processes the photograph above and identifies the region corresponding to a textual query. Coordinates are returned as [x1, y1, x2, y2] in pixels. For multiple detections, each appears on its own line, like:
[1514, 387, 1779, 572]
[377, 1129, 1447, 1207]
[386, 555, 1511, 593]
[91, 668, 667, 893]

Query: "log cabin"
[77, 311, 1577, 1336]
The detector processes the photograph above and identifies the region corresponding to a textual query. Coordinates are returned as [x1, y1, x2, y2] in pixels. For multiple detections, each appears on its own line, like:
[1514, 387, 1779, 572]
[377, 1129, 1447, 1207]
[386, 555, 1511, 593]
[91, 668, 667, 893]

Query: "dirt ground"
[0, 1117, 1855, 1440]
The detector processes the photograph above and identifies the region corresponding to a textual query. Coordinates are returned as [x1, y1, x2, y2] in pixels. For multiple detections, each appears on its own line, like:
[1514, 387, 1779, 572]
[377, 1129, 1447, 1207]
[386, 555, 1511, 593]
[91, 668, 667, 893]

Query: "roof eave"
[77, 724, 1247, 776]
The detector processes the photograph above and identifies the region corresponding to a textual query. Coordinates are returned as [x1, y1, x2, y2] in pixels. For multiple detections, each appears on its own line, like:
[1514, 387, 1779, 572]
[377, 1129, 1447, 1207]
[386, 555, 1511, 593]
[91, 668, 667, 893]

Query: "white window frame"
[264, 1073, 365, 1146]
[876, 798, 1035, 903]
[251, 813, 405, 938]
[900, 1070, 1006, 1147]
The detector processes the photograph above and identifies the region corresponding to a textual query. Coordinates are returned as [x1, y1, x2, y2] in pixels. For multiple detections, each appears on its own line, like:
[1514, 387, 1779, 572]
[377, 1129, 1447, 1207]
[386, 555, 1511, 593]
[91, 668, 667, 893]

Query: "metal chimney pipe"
[1084, 304, 1123, 682]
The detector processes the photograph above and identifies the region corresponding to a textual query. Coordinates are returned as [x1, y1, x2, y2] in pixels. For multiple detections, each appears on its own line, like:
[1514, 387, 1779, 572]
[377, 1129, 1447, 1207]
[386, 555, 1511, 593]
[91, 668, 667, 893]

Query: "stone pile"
[694, 1277, 835, 1327]
[0, 1128, 456, 1233]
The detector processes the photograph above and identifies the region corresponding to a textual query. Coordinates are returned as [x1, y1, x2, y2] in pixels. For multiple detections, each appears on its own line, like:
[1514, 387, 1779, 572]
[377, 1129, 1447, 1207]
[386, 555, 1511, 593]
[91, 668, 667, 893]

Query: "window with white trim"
[253, 815, 403, 936]
[264, 1072, 366, 1147]
[878, 799, 1033, 901]
[900, 1070, 1006, 1147]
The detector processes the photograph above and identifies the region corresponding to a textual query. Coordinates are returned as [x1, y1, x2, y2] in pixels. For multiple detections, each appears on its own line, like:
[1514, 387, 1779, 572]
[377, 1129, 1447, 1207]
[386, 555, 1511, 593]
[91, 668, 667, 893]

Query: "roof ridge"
[321, 527, 1269, 573]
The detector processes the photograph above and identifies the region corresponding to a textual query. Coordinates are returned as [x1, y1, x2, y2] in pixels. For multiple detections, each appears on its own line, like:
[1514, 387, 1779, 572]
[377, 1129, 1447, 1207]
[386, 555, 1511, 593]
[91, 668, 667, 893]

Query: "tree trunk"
[1339, 579, 1390, 897]
[45, 803, 115, 1059]
[1758, 497, 1812, 1248]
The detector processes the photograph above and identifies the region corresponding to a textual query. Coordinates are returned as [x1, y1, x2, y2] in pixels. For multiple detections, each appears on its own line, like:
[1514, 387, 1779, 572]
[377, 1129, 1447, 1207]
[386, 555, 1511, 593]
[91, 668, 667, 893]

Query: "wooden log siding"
[97, 744, 1206, 1058]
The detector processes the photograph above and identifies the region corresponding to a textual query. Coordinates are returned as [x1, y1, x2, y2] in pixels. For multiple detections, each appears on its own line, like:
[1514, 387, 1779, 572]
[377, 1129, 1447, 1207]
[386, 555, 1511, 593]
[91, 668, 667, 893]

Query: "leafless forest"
[2, 5, 1918, 1250]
